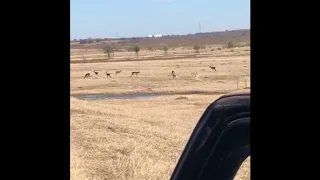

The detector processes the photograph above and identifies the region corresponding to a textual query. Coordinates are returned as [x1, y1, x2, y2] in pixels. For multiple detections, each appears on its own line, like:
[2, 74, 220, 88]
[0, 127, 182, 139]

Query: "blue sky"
[71, 0, 250, 39]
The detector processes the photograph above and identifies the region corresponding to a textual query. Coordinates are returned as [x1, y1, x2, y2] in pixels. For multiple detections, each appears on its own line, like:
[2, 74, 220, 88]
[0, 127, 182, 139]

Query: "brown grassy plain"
[71, 43, 250, 180]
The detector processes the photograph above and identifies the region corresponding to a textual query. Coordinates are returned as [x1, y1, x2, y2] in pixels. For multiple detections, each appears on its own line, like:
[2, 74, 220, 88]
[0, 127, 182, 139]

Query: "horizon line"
[71, 28, 250, 40]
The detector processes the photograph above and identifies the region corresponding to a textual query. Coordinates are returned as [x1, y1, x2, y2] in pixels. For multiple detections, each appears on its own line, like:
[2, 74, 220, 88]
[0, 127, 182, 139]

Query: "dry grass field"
[70, 42, 250, 180]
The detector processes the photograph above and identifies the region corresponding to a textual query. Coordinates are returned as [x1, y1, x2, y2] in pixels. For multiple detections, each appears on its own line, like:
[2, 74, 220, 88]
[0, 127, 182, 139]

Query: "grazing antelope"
[84, 73, 91, 78]
[105, 72, 111, 78]
[130, 71, 140, 77]
[190, 72, 199, 79]
[115, 70, 122, 75]
[209, 65, 216, 71]
[93, 70, 99, 75]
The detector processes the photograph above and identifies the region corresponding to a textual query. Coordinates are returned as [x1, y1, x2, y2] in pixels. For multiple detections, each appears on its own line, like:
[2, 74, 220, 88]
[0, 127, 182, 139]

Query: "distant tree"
[227, 41, 234, 49]
[103, 44, 113, 59]
[95, 38, 103, 43]
[79, 40, 87, 44]
[86, 38, 94, 44]
[111, 43, 116, 56]
[193, 45, 200, 53]
[163, 45, 169, 56]
[133, 45, 140, 57]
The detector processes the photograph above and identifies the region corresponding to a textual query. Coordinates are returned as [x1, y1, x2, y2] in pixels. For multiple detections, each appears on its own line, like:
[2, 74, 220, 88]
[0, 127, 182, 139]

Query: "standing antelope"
[130, 71, 140, 77]
[191, 72, 199, 79]
[105, 72, 111, 78]
[93, 70, 99, 75]
[84, 73, 91, 78]
[209, 65, 217, 71]
[115, 70, 122, 75]
[168, 70, 177, 79]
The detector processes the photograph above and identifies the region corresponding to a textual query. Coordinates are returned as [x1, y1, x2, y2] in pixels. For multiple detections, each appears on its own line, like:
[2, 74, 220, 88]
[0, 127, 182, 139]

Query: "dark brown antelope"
[84, 73, 91, 78]
[105, 72, 111, 78]
[130, 71, 140, 77]
[93, 70, 99, 75]
[169, 70, 177, 79]
[209, 65, 216, 71]
[115, 70, 122, 75]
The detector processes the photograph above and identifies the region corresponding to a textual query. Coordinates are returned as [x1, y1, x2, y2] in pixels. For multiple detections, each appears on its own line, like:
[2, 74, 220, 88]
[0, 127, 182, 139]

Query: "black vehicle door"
[170, 93, 250, 180]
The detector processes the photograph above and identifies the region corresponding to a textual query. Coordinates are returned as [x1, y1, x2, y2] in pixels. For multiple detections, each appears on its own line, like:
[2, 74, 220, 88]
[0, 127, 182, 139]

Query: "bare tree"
[112, 43, 116, 56]
[227, 41, 234, 49]
[163, 45, 169, 56]
[193, 45, 200, 53]
[103, 44, 113, 59]
[133, 45, 140, 57]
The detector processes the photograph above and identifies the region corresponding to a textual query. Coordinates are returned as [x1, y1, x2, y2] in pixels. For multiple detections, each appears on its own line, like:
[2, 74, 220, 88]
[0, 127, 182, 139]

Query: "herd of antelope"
[83, 65, 217, 79]
[83, 69, 140, 78]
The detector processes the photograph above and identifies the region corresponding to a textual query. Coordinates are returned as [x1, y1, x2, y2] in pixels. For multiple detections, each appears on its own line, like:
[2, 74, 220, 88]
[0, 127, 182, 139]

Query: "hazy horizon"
[71, 0, 250, 40]
[71, 28, 250, 40]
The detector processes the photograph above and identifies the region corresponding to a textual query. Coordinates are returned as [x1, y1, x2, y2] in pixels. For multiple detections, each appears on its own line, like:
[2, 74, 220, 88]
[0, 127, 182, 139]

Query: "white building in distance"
[147, 34, 163, 38]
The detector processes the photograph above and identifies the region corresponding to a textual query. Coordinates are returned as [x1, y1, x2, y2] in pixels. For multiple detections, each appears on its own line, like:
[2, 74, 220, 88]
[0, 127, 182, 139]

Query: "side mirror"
[170, 93, 250, 180]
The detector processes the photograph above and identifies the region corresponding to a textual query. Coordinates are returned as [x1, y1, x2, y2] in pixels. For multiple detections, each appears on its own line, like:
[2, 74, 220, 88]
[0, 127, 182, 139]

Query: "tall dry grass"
[70, 47, 250, 180]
